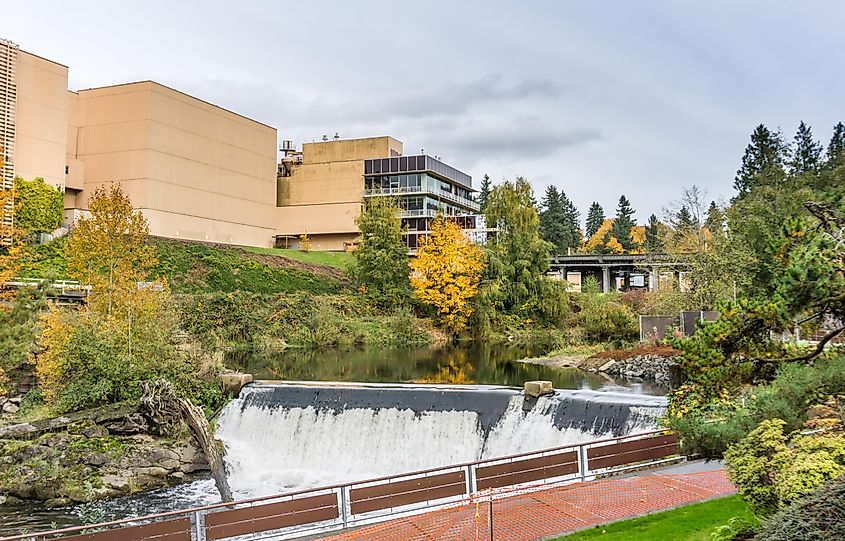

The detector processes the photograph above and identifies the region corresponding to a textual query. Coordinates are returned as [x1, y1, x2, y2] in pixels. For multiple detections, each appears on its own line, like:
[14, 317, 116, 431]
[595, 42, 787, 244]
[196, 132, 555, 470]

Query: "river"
[0, 343, 666, 535]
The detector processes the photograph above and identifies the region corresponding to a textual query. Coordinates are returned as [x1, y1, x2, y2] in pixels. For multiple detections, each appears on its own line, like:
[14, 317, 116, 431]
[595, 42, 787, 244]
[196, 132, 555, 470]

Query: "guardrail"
[3, 278, 91, 297]
[0, 430, 680, 541]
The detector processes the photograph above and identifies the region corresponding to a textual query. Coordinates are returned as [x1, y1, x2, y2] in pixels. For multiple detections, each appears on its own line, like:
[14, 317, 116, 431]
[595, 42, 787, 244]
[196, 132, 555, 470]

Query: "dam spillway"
[215, 381, 668, 498]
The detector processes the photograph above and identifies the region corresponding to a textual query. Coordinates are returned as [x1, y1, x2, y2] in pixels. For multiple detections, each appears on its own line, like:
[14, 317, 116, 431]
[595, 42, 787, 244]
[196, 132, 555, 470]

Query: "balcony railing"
[363, 186, 480, 211]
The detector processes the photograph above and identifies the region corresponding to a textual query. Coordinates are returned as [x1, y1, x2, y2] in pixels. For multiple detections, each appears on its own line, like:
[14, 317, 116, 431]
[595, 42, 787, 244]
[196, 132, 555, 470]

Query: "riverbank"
[519, 344, 681, 385]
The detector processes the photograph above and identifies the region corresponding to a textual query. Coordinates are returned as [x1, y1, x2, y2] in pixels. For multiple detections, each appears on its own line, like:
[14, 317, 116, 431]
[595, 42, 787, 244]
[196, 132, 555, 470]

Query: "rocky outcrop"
[588, 354, 679, 384]
[0, 418, 209, 504]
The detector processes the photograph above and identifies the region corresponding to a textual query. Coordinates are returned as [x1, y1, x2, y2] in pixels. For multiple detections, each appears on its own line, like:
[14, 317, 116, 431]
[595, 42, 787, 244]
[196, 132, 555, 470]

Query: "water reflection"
[224, 343, 667, 395]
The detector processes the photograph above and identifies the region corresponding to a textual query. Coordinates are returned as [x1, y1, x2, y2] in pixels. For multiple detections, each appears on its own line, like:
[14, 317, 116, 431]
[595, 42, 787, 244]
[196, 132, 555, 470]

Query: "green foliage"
[611, 195, 637, 250]
[585, 202, 604, 240]
[733, 124, 789, 196]
[36, 303, 223, 413]
[644, 213, 662, 252]
[13, 177, 63, 234]
[16, 237, 69, 279]
[178, 291, 430, 351]
[789, 121, 823, 175]
[709, 514, 760, 541]
[725, 419, 845, 515]
[245, 246, 352, 269]
[348, 198, 411, 308]
[0, 284, 48, 392]
[483, 176, 552, 312]
[572, 292, 638, 340]
[153, 238, 344, 295]
[477, 174, 492, 212]
[669, 356, 845, 458]
[539, 186, 581, 254]
[757, 474, 845, 541]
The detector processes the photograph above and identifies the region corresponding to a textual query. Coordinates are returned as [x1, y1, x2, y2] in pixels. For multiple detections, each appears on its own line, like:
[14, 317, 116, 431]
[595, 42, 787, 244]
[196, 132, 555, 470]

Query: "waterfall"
[215, 383, 667, 498]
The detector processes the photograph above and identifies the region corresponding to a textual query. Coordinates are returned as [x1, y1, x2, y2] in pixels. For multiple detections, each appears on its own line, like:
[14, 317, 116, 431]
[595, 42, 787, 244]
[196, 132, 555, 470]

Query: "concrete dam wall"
[215, 382, 667, 498]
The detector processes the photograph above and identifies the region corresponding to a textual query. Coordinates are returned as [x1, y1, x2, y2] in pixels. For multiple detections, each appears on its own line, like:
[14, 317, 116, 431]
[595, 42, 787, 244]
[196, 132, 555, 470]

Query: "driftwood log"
[140, 380, 233, 502]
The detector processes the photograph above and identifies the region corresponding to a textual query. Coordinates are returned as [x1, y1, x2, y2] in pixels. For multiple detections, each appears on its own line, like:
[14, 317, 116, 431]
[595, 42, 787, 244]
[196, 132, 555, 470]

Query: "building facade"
[276, 136, 484, 251]
[0, 39, 278, 247]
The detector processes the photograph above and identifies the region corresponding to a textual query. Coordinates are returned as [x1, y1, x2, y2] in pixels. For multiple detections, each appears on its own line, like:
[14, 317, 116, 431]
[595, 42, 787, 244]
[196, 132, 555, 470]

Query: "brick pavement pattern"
[319, 469, 735, 541]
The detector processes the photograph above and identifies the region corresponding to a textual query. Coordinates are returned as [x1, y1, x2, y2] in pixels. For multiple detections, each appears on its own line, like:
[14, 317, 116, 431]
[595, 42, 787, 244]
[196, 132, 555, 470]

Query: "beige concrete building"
[1, 38, 278, 247]
[276, 136, 481, 251]
[276, 136, 403, 251]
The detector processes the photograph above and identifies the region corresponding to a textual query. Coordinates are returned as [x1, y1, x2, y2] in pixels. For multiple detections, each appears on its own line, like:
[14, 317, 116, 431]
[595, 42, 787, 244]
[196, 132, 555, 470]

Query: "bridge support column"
[602, 266, 611, 293]
[650, 266, 659, 291]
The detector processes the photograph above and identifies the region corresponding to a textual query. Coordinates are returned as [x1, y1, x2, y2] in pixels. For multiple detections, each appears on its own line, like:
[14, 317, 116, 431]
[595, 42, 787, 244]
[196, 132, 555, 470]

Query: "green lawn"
[244, 246, 353, 269]
[553, 495, 754, 541]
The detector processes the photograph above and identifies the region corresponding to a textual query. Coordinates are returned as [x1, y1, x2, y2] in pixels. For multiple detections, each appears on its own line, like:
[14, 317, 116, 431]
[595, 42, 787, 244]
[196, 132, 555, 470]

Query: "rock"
[170, 471, 186, 481]
[2, 401, 19, 414]
[0, 397, 7, 407]
[0, 494, 22, 506]
[102, 472, 132, 491]
[219, 373, 254, 395]
[84, 452, 108, 467]
[524, 380, 554, 398]
[135, 467, 170, 478]
[9, 397, 22, 405]
[598, 360, 617, 373]
[44, 497, 72, 508]
[807, 405, 837, 419]
[40, 433, 72, 450]
[68, 419, 108, 438]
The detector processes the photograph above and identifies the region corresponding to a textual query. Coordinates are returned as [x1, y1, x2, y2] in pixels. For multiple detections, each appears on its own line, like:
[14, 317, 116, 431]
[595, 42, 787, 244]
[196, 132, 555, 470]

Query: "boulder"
[598, 360, 617, 373]
[524, 380, 554, 398]
[219, 373, 254, 395]
[2, 401, 19, 414]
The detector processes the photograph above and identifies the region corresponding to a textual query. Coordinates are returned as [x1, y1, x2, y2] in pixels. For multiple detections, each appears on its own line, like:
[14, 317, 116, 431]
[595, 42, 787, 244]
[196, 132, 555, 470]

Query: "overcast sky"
[5, 1, 843, 222]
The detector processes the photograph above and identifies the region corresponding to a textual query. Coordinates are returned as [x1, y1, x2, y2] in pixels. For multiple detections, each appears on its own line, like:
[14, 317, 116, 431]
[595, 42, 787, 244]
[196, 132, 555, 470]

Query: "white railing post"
[340, 486, 349, 529]
[193, 510, 206, 541]
[466, 464, 476, 495]
[579, 443, 590, 481]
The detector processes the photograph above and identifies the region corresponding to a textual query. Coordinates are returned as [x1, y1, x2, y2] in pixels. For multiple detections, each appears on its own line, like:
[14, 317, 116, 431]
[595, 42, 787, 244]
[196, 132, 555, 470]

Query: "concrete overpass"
[549, 253, 684, 293]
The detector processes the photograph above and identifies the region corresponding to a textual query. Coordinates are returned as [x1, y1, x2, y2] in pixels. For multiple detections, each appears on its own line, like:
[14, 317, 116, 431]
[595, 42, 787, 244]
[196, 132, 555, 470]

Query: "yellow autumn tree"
[67, 183, 163, 319]
[410, 217, 484, 334]
[585, 218, 643, 254]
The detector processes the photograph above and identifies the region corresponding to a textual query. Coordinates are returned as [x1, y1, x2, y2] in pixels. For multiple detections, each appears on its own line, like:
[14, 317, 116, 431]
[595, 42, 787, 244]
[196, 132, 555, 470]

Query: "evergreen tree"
[826, 122, 845, 165]
[645, 214, 662, 253]
[477, 174, 492, 212]
[734, 124, 789, 196]
[789, 121, 823, 175]
[559, 190, 582, 253]
[611, 195, 636, 250]
[539, 187, 581, 254]
[704, 201, 725, 234]
[585, 202, 605, 239]
[675, 205, 697, 230]
[539, 186, 564, 252]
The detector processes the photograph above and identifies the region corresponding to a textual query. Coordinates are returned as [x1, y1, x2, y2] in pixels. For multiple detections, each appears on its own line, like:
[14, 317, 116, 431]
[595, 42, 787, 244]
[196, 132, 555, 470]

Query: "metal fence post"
[340, 486, 349, 529]
[489, 494, 494, 541]
[193, 510, 206, 541]
[579, 443, 589, 481]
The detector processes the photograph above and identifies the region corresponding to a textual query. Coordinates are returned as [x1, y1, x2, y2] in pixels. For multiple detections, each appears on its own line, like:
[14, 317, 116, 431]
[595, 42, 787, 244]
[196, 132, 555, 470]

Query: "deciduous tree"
[348, 197, 411, 308]
[410, 217, 483, 334]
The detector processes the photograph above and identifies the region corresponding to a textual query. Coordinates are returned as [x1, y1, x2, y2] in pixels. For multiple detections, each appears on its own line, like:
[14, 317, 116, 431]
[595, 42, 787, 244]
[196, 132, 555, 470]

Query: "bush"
[36, 303, 223, 414]
[756, 474, 845, 540]
[669, 356, 845, 458]
[572, 292, 638, 340]
[724, 419, 845, 515]
[14, 177, 63, 234]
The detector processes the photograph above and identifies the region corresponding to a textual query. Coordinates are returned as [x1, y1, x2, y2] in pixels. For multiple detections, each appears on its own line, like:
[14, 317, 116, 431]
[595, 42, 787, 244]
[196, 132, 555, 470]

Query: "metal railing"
[3, 277, 91, 297]
[363, 186, 481, 211]
[0, 430, 681, 541]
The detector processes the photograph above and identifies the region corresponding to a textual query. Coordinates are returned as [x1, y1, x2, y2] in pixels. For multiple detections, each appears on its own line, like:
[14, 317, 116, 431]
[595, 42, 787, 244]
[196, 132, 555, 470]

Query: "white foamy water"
[215, 385, 664, 498]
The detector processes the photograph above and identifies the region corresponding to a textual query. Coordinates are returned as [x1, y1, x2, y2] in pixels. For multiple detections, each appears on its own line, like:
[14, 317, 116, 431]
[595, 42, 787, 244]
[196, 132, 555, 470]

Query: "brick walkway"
[319, 468, 735, 541]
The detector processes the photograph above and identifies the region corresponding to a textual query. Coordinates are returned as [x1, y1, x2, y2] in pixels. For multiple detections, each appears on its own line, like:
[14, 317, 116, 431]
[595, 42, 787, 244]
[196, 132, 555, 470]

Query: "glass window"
[381, 158, 389, 173]
[364, 160, 372, 175]
[390, 157, 399, 173]
[399, 157, 408, 171]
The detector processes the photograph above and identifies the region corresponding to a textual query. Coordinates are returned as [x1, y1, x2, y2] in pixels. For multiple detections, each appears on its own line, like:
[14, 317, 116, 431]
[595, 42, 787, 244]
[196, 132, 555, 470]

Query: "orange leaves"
[410, 217, 484, 334]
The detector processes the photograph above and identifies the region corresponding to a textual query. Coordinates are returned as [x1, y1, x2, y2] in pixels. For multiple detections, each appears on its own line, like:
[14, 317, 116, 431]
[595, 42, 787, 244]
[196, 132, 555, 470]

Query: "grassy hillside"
[14, 237, 348, 296]
[245, 246, 352, 270]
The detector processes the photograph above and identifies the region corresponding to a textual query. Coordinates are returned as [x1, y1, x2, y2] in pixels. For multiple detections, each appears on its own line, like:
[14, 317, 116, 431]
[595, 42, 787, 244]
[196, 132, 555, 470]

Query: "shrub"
[14, 177, 63, 234]
[669, 355, 845, 458]
[724, 419, 845, 515]
[572, 292, 638, 340]
[756, 474, 845, 540]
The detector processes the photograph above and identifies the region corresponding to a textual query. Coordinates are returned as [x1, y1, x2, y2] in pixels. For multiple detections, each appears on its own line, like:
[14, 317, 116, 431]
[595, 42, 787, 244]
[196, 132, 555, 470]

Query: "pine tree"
[675, 206, 697, 230]
[477, 174, 492, 212]
[645, 214, 662, 253]
[826, 122, 845, 165]
[585, 202, 604, 239]
[559, 191, 582, 253]
[539, 186, 564, 251]
[704, 201, 725, 234]
[789, 121, 823, 175]
[611, 195, 636, 250]
[734, 124, 789, 196]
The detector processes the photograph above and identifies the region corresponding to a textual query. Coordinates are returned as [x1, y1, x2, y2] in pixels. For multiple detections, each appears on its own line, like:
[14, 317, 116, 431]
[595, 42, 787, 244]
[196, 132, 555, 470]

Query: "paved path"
[319, 466, 735, 541]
